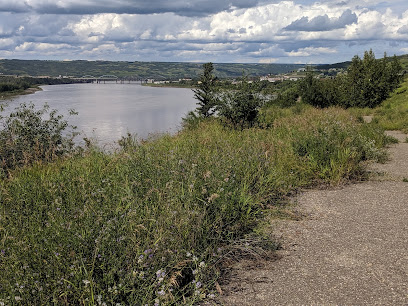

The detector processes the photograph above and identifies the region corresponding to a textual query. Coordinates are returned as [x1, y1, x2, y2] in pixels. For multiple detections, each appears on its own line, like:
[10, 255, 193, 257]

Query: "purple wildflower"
[144, 249, 153, 254]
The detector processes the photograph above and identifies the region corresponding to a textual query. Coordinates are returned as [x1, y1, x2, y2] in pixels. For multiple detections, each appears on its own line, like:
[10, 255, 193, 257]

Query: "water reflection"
[6, 83, 195, 145]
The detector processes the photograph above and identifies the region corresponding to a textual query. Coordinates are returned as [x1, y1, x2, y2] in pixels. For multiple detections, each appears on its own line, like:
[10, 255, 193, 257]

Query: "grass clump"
[0, 106, 391, 304]
[274, 107, 391, 184]
[370, 77, 408, 133]
[345, 77, 408, 136]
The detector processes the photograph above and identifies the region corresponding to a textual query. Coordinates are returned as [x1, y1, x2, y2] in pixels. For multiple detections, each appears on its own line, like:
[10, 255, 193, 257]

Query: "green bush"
[217, 79, 264, 129]
[181, 110, 205, 130]
[0, 102, 78, 176]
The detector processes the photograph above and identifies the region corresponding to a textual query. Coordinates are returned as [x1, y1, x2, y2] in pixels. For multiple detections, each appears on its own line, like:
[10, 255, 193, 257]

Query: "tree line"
[300, 50, 403, 108]
[190, 50, 404, 129]
[0, 76, 89, 94]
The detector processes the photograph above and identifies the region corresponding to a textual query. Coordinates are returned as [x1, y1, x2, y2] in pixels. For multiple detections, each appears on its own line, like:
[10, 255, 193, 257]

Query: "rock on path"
[220, 132, 408, 305]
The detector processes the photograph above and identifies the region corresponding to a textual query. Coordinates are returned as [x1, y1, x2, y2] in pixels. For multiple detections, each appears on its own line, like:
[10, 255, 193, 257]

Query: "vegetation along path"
[220, 130, 408, 305]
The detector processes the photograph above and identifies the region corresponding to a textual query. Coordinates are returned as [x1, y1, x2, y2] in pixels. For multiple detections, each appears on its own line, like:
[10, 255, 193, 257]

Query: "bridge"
[72, 75, 143, 84]
[72, 75, 117, 83]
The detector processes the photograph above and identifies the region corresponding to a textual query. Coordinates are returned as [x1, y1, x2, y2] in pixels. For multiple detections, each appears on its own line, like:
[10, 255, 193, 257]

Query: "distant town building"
[260, 74, 305, 82]
[260, 76, 283, 82]
[153, 80, 170, 84]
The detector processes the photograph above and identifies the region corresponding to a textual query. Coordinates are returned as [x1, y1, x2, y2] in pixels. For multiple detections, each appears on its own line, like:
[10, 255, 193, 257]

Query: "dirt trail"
[220, 131, 408, 305]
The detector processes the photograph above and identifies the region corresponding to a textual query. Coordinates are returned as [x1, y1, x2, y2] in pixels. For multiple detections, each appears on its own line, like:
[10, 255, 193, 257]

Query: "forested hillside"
[0, 60, 303, 79]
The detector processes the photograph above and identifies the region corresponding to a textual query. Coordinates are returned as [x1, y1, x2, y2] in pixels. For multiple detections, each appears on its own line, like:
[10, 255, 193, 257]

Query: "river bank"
[0, 86, 42, 101]
[142, 82, 194, 89]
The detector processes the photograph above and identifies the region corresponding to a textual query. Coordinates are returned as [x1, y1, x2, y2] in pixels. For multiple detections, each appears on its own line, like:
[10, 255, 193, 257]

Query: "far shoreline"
[0, 86, 43, 101]
[142, 83, 194, 89]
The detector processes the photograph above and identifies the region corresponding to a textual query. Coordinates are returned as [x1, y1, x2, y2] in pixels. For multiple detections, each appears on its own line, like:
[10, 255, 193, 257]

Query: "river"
[3, 83, 196, 146]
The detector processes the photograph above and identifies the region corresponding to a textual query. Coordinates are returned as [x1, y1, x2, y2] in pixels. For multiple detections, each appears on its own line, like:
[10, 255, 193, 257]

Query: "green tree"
[343, 50, 403, 108]
[217, 77, 264, 128]
[301, 50, 403, 109]
[387, 54, 403, 90]
[343, 54, 364, 107]
[192, 62, 218, 117]
[299, 66, 329, 108]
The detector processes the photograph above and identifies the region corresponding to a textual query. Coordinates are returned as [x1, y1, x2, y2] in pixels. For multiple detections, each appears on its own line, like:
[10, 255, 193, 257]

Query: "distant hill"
[0, 59, 304, 79]
[2, 54, 405, 79]
[317, 53, 408, 71]
[316, 61, 351, 70]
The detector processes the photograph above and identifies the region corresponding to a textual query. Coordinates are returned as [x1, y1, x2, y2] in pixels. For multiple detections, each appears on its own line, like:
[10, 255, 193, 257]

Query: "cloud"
[0, 0, 30, 13]
[344, 10, 386, 40]
[398, 25, 408, 34]
[1, 1, 408, 63]
[21, 15, 80, 38]
[258, 58, 279, 63]
[287, 47, 338, 57]
[0, 38, 15, 49]
[284, 9, 358, 31]
[0, 13, 28, 37]
[1, 0, 267, 16]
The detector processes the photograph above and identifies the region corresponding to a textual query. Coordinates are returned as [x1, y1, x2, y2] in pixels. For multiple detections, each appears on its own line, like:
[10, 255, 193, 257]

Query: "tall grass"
[0, 107, 391, 305]
[372, 77, 408, 132]
[347, 77, 408, 133]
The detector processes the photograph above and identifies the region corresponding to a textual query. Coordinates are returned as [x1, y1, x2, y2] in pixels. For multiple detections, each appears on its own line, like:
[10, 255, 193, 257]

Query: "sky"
[0, 0, 408, 64]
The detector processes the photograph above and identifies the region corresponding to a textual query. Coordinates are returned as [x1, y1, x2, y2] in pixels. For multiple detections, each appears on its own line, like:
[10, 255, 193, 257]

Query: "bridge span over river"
[72, 75, 143, 84]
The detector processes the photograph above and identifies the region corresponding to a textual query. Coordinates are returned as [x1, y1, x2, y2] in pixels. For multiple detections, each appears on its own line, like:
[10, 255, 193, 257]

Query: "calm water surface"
[6, 83, 195, 145]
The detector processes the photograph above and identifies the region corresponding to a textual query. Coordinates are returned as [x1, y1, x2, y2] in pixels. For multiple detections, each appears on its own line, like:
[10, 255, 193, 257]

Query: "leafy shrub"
[217, 78, 264, 129]
[181, 110, 205, 130]
[272, 87, 299, 108]
[0, 102, 78, 175]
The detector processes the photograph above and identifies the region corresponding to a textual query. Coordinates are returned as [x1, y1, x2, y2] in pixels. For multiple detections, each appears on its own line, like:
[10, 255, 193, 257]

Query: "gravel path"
[220, 131, 408, 305]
